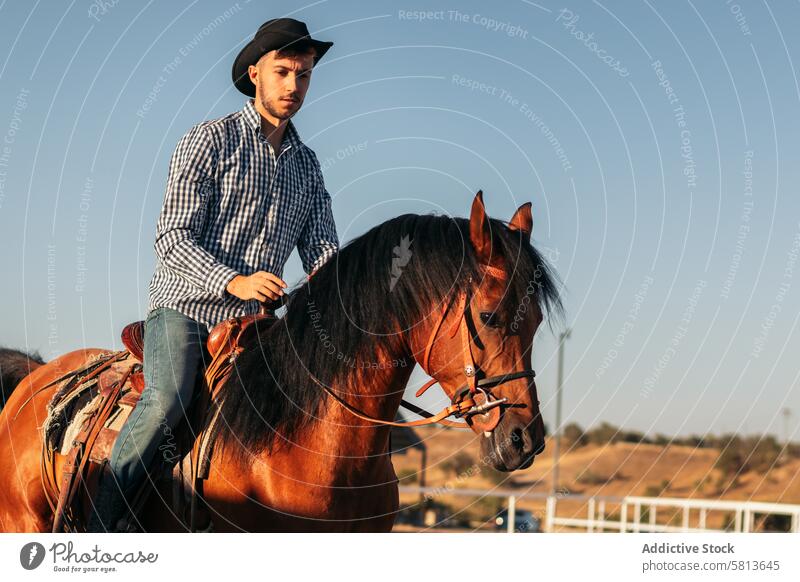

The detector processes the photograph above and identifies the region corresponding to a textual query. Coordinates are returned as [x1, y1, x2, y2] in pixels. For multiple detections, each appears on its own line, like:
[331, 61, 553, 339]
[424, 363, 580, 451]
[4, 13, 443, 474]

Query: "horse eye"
[480, 312, 502, 328]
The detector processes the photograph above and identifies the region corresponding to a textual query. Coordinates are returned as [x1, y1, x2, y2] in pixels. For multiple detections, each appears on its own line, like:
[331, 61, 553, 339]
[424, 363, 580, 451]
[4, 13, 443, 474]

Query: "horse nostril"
[510, 427, 536, 455]
[511, 427, 525, 452]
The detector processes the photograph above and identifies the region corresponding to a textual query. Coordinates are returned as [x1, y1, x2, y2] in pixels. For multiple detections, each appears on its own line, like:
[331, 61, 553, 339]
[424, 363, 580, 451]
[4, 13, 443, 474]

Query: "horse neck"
[252, 329, 417, 488]
[313, 338, 414, 457]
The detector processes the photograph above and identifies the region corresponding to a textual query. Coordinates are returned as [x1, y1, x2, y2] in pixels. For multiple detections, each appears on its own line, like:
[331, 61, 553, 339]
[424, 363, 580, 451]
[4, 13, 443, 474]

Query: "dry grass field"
[392, 426, 800, 531]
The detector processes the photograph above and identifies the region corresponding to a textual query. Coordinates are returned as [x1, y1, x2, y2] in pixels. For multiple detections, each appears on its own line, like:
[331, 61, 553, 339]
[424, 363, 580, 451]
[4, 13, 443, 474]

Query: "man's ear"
[508, 202, 533, 244]
[469, 190, 493, 264]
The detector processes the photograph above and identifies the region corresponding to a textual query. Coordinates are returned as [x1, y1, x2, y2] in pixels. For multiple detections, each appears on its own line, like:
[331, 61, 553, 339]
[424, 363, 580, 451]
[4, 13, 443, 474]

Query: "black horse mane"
[217, 213, 561, 461]
[0, 347, 45, 411]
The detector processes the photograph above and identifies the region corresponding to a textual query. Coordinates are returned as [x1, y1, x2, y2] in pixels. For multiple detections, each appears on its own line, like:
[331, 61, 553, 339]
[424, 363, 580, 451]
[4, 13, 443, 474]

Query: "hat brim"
[232, 33, 333, 97]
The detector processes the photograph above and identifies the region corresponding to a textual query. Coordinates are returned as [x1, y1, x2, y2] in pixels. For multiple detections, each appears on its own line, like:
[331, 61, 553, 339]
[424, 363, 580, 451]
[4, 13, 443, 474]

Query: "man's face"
[248, 50, 315, 121]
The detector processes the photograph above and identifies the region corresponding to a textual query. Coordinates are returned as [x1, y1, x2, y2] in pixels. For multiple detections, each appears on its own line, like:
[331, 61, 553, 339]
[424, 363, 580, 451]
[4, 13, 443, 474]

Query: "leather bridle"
[315, 265, 537, 433]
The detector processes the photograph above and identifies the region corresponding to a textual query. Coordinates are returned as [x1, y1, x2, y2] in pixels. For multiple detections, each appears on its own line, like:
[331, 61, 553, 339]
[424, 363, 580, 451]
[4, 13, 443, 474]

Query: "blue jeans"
[108, 307, 210, 497]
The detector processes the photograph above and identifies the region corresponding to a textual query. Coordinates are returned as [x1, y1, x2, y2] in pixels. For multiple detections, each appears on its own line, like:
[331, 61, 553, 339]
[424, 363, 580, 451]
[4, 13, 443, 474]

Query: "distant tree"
[587, 422, 620, 445]
[563, 423, 588, 447]
[715, 434, 782, 477]
[715, 435, 745, 476]
[708, 433, 737, 450]
[744, 435, 782, 472]
[678, 434, 707, 448]
[620, 430, 645, 444]
[653, 433, 671, 446]
[441, 451, 474, 476]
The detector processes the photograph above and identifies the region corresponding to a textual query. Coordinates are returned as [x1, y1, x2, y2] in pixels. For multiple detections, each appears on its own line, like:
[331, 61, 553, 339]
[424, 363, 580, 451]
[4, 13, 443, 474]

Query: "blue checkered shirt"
[148, 99, 339, 330]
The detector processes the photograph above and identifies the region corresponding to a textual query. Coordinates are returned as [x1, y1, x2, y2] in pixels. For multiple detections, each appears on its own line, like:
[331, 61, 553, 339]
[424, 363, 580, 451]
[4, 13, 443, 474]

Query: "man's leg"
[87, 307, 209, 531]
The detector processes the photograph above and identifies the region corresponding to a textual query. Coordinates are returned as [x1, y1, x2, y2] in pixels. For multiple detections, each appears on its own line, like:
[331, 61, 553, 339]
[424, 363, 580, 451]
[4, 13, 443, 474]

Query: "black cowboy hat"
[232, 18, 333, 97]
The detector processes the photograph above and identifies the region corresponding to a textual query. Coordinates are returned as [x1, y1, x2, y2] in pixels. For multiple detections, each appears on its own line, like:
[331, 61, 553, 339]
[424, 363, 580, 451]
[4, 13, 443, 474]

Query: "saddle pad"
[55, 387, 101, 456]
[43, 354, 142, 460]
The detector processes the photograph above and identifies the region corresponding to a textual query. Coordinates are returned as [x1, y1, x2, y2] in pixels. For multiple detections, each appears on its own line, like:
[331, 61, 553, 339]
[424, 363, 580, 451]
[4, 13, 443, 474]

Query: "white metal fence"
[398, 486, 800, 532]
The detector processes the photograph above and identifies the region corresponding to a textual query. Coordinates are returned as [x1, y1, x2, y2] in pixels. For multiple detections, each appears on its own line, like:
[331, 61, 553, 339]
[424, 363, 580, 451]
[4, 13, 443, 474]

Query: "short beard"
[259, 93, 295, 121]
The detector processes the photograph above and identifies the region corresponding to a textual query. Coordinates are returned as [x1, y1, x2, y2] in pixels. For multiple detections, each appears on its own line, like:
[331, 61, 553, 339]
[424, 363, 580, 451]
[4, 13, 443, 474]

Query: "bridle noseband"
[315, 266, 537, 433]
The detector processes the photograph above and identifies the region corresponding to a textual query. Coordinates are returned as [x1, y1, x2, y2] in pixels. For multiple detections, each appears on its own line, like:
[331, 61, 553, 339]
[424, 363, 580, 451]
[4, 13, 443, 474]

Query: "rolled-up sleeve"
[297, 159, 339, 274]
[153, 125, 239, 297]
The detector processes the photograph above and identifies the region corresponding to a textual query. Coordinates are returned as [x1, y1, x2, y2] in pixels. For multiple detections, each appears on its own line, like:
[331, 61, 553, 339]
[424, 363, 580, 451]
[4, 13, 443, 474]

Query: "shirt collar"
[241, 99, 303, 153]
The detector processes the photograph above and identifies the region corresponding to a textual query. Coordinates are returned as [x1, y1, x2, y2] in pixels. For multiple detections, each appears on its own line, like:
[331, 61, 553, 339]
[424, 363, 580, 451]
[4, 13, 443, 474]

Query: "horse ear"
[508, 202, 533, 243]
[469, 190, 492, 263]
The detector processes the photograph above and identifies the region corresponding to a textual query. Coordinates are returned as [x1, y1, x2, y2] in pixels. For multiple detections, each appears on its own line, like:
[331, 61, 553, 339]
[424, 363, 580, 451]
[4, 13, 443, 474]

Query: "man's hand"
[226, 271, 287, 301]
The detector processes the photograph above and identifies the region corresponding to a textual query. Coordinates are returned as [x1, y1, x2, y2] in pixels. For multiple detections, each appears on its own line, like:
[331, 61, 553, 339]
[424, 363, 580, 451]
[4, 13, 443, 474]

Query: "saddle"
[40, 311, 278, 532]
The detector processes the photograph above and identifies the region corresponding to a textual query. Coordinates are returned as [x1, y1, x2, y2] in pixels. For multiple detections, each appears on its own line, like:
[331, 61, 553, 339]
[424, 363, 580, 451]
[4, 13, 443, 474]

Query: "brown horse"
[0, 192, 560, 532]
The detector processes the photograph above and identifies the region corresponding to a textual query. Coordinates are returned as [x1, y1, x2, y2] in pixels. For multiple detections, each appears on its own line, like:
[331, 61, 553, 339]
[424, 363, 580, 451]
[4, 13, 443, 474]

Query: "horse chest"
[203, 453, 399, 531]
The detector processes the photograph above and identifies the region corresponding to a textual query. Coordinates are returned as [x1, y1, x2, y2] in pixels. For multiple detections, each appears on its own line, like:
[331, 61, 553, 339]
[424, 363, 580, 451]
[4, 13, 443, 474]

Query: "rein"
[311, 265, 537, 432]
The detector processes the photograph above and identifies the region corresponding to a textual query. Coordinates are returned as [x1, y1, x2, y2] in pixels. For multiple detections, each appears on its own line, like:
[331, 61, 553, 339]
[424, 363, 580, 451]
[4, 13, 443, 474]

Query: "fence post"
[545, 495, 556, 533]
[682, 506, 690, 532]
[598, 500, 606, 532]
[507, 495, 516, 534]
[633, 502, 641, 533]
[620, 502, 628, 533]
[588, 498, 596, 533]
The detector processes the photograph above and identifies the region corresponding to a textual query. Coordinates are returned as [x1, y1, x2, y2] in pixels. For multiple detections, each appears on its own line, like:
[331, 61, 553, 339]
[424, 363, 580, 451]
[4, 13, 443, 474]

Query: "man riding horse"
[89, 18, 339, 531]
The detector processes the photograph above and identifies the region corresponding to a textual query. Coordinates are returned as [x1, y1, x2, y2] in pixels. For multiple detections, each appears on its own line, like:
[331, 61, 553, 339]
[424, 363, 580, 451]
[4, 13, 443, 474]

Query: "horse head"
[411, 191, 560, 471]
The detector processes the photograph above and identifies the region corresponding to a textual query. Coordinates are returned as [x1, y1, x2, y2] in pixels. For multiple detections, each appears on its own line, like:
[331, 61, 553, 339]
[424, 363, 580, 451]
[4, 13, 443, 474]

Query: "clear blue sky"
[1, 0, 798, 439]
